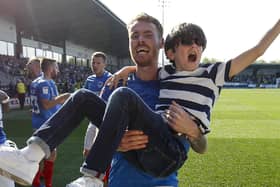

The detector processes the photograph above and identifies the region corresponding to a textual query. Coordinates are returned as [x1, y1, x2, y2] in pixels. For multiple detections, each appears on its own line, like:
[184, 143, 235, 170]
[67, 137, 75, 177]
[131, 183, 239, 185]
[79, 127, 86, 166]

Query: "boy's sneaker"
[66, 176, 103, 187]
[0, 146, 39, 186]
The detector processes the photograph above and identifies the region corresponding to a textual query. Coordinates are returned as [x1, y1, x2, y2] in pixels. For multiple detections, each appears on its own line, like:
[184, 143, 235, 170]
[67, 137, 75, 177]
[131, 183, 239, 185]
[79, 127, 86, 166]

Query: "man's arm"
[187, 133, 207, 154]
[41, 93, 70, 110]
[229, 19, 280, 78]
[100, 83, 149, 152]
[0, 90, 10, 113]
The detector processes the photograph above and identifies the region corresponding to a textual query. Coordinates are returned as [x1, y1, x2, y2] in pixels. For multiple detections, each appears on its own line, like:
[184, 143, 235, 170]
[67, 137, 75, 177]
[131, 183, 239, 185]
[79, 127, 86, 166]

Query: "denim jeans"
[28, 89, 106, 157]
[29, 87, 188, 178]
[83, 87, 188, 177]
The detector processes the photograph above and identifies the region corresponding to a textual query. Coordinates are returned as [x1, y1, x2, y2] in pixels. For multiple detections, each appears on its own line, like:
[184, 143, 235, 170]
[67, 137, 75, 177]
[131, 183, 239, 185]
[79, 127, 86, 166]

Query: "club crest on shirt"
[42, 86, 49, 94]
[98, 81, 104, 88]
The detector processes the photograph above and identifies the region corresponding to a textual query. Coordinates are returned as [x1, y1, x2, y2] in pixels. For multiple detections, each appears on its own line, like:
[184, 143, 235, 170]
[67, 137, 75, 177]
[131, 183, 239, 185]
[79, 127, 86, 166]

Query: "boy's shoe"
[0, 146, 39, 186]
[66, 176, 103, 187]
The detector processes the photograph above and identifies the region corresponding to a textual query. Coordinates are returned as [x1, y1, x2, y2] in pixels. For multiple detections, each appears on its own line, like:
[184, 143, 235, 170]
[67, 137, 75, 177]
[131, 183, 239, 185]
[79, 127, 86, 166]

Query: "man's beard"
[133, 54, 155, 67]
[136, 61, 153, 67]
[51, 72, 58, 80]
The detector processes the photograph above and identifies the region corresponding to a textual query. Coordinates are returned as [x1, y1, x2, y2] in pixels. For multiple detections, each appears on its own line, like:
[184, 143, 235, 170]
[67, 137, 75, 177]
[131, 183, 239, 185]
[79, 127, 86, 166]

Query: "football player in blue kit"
[29, 58, 70, 187]
[83, 52, 112, 157]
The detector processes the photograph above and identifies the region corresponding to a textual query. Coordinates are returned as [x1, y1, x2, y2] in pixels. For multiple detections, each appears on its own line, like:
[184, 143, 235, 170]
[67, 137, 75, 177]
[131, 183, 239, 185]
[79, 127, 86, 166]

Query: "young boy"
[111, 19, 280, 135]
[0, 18, 279, 187]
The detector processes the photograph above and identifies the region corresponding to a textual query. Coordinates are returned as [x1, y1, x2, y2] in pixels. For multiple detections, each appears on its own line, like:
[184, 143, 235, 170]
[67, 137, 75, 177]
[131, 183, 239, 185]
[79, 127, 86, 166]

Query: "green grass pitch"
[3, 89, 280, 187]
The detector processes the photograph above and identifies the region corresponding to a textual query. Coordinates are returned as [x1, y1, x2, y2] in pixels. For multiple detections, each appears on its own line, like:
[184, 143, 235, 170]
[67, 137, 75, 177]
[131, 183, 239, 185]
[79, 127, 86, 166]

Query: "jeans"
[85, 87, 188, 177]
[29, 87, 188, 178]
[28, 89, 106, 158]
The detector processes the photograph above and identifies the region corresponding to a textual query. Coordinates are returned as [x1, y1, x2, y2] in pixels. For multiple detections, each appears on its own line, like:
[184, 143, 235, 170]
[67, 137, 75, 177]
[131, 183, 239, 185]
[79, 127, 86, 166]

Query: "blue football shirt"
[84, 71, 112, 95]
[30, 77, 60, 129]
[101, 73, 180, 187]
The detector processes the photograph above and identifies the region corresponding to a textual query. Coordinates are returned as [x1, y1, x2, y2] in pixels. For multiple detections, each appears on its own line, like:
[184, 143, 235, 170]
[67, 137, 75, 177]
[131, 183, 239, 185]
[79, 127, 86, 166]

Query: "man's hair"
[26, 57, 40, 67]
[40, 58, 56, 72]
[127, 12, 163, 38]
[164, 23, 207, 63]
[91, 51, 107, 62]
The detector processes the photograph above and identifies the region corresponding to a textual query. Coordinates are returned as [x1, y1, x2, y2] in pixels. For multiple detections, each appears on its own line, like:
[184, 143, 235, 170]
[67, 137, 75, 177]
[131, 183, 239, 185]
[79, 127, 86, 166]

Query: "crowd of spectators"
[0, 55, 28, 96]
[0, 55, 92, 97]
[232, 74, 278, 86]
[1, 55, 280, 98]
[56, 63, 91, 93]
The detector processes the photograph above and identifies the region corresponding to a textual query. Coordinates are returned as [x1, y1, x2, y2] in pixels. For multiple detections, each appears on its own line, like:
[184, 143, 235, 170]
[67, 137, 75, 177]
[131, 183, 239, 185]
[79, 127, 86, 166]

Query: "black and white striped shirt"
[156, 61, 232, 134]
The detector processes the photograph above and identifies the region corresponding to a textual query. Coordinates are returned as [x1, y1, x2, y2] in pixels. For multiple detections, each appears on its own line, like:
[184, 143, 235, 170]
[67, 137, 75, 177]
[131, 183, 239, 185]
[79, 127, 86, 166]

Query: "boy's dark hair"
[127, 12, 163, 38]
[165, 23, 207, 63]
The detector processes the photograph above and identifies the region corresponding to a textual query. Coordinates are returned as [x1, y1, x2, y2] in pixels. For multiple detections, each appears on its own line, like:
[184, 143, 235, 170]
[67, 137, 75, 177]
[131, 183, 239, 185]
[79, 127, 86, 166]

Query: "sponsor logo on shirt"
[42, 87, 49, 94]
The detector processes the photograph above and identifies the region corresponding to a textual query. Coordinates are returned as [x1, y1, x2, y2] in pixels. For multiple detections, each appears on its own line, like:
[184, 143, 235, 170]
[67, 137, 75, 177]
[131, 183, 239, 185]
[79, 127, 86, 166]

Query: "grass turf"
[179, 89, 280, 187]
[3, 89, 280, 187]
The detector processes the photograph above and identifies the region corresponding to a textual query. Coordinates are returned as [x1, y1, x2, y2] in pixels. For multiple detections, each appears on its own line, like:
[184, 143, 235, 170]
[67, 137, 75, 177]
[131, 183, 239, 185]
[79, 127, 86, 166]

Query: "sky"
[101, 0, 279, 62]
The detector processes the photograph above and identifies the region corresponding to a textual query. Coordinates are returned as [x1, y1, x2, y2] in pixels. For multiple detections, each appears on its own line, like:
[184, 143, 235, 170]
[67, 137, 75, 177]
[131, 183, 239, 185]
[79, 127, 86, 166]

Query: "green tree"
[202, 57, 220, 63]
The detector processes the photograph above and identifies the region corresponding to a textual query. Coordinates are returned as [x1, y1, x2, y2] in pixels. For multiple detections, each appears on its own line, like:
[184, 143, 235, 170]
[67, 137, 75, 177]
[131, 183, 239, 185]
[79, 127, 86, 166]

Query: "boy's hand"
[165, 101, 200, 139]
[105, 73, 126, 90]
[165, 101, 207, 153]
[105, 66, 136, 89]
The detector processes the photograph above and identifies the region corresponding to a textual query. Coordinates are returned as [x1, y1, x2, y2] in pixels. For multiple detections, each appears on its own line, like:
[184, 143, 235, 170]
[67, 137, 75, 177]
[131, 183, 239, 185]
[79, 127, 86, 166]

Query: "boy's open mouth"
[188, 53, 197, 62]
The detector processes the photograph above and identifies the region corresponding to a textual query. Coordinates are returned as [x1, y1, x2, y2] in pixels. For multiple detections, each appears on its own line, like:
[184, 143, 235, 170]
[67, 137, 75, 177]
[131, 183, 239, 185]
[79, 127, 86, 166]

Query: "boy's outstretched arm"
[229, 19, 280, 78]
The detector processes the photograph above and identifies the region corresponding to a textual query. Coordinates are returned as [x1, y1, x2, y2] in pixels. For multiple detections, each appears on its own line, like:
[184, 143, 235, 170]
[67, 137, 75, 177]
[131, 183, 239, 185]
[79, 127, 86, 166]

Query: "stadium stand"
[0, 0, 279, 97]
[0, 0, 134, 98]
[226, 64, 280, 88]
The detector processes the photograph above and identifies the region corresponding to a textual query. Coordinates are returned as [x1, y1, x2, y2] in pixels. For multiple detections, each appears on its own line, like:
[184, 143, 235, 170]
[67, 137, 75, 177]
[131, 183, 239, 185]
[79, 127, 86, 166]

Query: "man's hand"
[0, 90, 10, 112]
[57, 93, 71, 104]
[42, 92, 71, 109]
[0, 90, 9, 104]
[83, 149, 90, 157]
[117, 130, 148, 152]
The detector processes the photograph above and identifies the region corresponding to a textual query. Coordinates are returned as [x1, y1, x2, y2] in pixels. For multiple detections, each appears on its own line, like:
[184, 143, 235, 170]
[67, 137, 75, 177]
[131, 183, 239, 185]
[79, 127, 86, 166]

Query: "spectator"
[16, 79, 26, 110]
